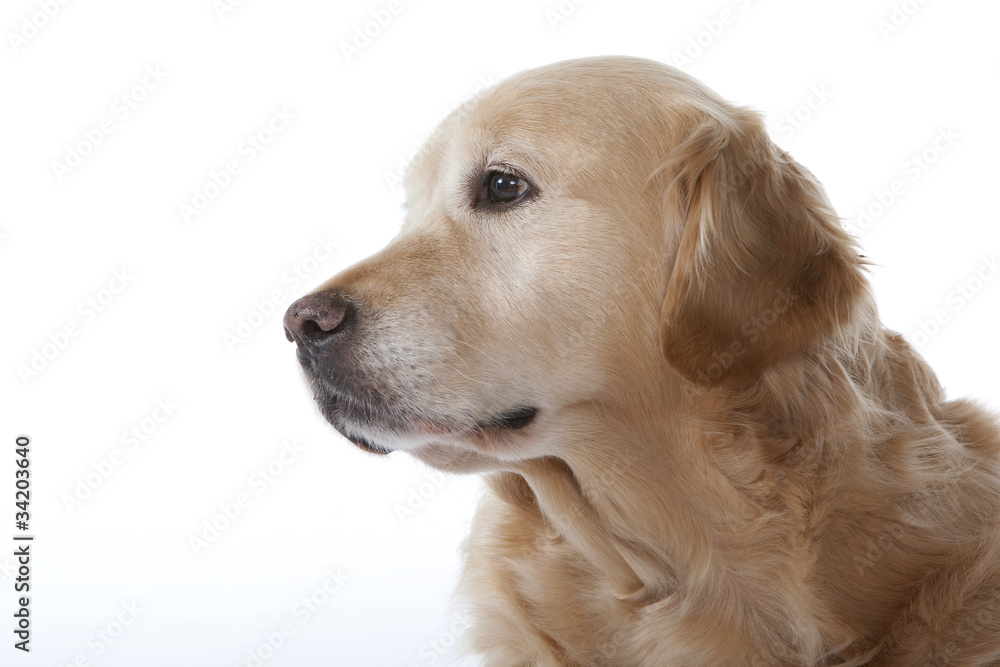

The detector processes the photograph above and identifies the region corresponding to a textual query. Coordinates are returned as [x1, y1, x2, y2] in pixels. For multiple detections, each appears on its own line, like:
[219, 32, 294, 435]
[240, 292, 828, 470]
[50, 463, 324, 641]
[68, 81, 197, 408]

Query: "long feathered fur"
[451, 58, 1000, 666]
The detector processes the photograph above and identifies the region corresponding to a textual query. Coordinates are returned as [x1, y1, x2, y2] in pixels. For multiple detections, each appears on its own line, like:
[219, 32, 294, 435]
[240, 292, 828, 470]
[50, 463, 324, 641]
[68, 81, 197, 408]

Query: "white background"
[2, 0, 999, 665]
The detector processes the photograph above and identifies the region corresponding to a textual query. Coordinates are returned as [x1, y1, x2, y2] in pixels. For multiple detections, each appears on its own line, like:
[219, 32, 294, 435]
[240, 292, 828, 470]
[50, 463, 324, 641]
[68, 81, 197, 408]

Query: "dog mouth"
[315, 387, 538, 455]
[484, 406, 538, 431]
[293, 338, 538, 454]
[342, 429, 394, 456]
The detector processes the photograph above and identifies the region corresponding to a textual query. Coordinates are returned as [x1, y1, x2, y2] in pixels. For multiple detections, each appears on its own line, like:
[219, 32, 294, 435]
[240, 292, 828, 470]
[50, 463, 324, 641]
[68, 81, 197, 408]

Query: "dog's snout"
[283, 291, 355, 348]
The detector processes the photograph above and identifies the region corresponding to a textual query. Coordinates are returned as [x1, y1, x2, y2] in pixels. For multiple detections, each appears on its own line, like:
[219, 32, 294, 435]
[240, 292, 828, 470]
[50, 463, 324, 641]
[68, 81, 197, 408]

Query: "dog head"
[283, 56, 866, 470]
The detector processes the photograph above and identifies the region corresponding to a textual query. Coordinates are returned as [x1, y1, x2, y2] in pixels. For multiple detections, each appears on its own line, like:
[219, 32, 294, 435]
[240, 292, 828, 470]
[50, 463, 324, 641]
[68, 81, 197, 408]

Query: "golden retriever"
[283, 56, 1000, 666]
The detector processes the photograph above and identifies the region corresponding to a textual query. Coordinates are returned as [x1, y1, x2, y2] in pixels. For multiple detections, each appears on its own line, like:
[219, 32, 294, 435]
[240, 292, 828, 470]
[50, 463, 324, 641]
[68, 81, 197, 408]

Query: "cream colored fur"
[308, 57, 1000, 665]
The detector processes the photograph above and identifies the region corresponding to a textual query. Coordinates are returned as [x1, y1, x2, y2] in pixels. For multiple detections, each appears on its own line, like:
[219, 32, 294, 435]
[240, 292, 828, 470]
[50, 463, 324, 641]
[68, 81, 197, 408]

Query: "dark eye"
[486, 171, 529, 204]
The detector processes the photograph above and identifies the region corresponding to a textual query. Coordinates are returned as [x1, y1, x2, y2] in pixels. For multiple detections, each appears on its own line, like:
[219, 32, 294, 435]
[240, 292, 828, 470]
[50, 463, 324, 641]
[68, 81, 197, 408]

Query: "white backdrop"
[3, 0, 999, 665]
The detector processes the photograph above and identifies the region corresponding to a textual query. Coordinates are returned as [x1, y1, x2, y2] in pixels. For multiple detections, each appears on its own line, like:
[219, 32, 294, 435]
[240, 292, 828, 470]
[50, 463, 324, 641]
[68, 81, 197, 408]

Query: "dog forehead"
[464, 60, 664, 159]
[404, 59, 685, 196]
[400, 57, 721, 221]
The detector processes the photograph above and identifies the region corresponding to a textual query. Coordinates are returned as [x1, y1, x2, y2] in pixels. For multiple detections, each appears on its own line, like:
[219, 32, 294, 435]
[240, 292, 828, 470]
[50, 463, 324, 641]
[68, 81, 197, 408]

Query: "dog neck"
[492, 374, 842, 658]
[502, 388, 733, 604]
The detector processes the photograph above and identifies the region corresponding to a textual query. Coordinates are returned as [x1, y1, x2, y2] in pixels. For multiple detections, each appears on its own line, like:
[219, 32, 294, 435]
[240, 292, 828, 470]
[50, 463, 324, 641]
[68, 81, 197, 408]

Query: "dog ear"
[658, 109, 867, 387]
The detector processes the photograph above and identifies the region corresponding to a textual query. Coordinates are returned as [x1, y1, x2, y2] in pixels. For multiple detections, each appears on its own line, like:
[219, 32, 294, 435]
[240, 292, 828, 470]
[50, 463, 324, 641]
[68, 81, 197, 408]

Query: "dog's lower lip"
[345, 431, 393, 455]
[314, 389, 394, 454]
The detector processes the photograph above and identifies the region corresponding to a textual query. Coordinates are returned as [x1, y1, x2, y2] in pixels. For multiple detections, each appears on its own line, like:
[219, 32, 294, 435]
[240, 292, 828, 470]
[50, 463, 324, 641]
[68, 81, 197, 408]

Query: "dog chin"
[314, 389, 451, 455]
[312, 391, 395, 455]
[336, 425, 395, 455]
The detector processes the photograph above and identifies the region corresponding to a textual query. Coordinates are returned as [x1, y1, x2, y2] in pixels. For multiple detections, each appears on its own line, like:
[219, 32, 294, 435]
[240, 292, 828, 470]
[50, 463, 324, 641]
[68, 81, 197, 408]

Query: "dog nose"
[283, 291, 355, 348]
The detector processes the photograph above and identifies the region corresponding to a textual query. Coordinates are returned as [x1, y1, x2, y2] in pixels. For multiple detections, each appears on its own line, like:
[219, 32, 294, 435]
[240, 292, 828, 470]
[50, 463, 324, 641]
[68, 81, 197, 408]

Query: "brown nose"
[283, 291, 355, 349]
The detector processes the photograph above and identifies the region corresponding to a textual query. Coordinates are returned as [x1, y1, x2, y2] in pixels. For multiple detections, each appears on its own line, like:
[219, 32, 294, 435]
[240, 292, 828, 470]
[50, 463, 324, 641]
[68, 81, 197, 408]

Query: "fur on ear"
[658, 108, 867, 387]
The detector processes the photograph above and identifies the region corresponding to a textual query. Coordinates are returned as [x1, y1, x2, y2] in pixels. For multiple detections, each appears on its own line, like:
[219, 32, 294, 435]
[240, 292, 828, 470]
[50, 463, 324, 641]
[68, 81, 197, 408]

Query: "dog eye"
[486, 171, 529, 204]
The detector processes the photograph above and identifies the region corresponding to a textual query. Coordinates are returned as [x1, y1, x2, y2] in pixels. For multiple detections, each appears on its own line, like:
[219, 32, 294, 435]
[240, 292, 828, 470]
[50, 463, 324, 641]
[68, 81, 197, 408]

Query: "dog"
[283, 57, 1000, 666]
